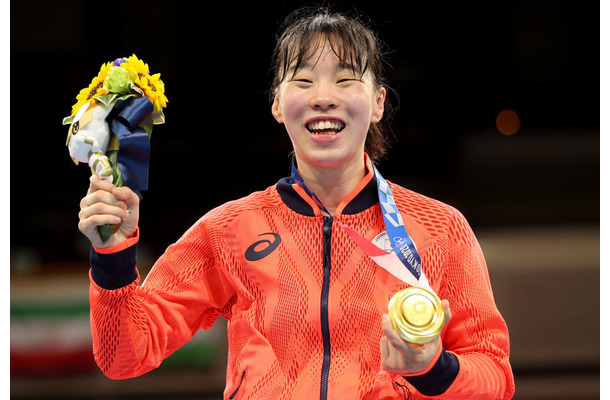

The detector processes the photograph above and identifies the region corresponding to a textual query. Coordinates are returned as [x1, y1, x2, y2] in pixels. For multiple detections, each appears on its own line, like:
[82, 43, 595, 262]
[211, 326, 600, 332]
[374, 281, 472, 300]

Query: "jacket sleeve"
[406, 209, 515, 399]
[89, 220, 236, 380]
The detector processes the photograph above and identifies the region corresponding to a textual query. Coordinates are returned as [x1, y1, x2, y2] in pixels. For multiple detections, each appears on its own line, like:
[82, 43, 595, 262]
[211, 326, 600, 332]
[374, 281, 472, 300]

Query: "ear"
[271, 95, 284, 124]
[371, 87, 386, 124]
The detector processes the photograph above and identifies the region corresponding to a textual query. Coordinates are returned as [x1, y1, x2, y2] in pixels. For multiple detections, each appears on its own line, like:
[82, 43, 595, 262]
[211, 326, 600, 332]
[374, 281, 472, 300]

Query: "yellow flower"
[121, 55, 148, 77]
[139, 73, 168, 111]
[121, 54, 168, 111]
[71, 62, 112, 116]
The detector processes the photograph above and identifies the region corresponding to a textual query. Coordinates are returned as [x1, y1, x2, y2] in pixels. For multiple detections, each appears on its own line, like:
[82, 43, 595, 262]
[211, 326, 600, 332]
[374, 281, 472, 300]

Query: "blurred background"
[10, 0, 599, 399]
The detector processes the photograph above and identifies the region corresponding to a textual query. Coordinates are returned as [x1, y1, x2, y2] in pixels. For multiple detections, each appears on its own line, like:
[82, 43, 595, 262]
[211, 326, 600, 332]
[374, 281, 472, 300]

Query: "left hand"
[380, 299, 452, 375]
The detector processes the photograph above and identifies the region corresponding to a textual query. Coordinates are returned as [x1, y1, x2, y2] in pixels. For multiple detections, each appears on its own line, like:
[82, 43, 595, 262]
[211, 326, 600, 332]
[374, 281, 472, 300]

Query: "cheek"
[279, 92, 302, 119]
[346, 93, 378, 124]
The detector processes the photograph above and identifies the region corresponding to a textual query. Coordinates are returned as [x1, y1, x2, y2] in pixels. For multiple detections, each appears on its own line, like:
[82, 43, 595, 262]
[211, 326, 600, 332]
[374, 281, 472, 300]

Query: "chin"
[299, 148, 363, 169]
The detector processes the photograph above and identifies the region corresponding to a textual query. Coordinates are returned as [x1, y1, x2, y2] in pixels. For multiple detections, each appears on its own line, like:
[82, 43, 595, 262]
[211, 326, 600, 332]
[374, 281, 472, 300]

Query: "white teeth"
[307, 120, 345, 133]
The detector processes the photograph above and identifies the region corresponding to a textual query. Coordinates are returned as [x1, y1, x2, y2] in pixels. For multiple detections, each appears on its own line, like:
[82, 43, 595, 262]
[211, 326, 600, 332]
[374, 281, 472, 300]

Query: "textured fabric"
[89, 175, 515, 399]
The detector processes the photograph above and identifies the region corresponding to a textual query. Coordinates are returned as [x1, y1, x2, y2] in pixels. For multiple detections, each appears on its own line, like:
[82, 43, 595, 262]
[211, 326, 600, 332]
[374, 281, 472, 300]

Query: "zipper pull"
[229, 367, 248, 399]
[323, 216, 332, 235]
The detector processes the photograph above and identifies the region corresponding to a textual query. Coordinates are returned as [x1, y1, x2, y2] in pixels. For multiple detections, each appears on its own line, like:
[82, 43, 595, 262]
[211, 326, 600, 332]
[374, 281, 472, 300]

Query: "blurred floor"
[10, 369, 227, 400]
[10, 371, 600, 400]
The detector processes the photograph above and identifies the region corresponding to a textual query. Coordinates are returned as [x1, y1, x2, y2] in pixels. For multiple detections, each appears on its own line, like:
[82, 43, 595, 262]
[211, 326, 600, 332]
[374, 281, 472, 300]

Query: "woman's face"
[272, 42, 386, 170]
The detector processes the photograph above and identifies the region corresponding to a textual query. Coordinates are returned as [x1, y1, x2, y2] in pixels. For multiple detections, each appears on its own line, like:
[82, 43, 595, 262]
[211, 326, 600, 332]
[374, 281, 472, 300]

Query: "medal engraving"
[388, 286, 445, 344]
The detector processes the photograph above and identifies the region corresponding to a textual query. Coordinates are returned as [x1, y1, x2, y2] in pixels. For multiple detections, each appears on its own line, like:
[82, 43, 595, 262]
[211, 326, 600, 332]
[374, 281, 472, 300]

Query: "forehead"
[290, 43, 355, 71]
[286, 36, 365, 75]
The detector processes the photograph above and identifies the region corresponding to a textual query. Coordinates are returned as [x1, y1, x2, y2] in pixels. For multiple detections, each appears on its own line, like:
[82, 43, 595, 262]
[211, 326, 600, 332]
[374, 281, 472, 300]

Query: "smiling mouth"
[306, 119, 345, 135]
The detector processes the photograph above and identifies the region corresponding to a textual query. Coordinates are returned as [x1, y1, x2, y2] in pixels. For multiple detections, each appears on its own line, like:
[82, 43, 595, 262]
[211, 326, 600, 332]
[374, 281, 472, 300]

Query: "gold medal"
[388, 286, 445, 344]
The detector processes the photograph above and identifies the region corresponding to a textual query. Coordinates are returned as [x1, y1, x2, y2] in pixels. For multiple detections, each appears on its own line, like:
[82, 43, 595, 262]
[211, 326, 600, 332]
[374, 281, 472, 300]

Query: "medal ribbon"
[290, 157, 426, 287]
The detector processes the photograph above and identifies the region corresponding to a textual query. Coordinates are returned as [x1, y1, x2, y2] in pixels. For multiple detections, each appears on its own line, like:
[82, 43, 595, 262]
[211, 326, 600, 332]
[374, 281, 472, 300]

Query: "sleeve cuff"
[90, 228, 139, 290]
[403, 349, 460, 396]
[92, 227, 140, 254]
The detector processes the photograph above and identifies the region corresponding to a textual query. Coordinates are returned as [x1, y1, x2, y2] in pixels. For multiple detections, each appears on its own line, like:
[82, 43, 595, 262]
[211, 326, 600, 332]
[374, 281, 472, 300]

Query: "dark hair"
[270, 6, 393, 162]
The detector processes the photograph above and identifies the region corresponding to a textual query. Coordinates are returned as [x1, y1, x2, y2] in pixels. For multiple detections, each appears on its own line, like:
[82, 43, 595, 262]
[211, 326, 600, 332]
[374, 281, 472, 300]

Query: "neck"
[295, 155, 366, 215]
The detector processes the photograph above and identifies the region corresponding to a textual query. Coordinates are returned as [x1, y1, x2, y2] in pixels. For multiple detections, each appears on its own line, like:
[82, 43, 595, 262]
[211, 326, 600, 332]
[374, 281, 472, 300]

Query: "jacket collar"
[277, 154, 379, 217]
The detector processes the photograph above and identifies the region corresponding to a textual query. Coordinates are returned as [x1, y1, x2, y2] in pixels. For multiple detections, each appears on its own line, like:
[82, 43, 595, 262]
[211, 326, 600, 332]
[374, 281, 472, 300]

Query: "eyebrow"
[288, 59, 360, 77]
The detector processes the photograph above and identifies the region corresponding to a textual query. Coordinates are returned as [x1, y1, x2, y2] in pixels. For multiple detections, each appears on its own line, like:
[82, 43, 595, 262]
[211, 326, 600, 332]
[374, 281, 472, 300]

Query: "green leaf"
[129, 84, 145, 98]
[152, 110, 165, 125]
[106, 134, 120, 152]
[107, 149, 124, 187]
[95, 93, 119, 107]
[139, 115, 154, 137]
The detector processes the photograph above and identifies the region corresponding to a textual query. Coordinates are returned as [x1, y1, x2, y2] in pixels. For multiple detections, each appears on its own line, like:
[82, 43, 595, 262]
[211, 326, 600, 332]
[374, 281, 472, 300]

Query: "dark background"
[11, 0, 599, 264]
[10, 1, 600, 399]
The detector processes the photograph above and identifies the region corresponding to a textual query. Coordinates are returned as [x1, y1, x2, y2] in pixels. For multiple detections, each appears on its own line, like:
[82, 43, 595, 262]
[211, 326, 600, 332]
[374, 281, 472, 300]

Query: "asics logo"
[245, 232, 281, 261]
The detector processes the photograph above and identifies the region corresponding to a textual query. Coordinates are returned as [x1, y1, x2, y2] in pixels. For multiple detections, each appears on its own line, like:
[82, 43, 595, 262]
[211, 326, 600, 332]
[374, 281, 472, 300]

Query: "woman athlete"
[78, 6, 514, 400]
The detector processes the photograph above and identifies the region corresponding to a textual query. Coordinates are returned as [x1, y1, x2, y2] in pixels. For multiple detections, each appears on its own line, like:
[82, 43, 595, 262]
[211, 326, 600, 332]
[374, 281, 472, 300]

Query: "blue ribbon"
[372, 164, 421, 280]
[109, 97, 154, 198]
[290, 157, 422, 281]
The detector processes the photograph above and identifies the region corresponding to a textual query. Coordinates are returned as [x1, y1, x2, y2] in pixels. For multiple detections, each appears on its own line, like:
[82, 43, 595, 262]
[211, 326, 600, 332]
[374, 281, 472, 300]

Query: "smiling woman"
[77, 6, 514, 400]
[270, 8, 390, 163]
[271, 40, 386, 210]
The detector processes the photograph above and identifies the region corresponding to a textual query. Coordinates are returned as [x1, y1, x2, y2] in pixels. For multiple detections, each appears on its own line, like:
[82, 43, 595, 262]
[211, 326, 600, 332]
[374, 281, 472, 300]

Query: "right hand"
[380, 300, 452, 375]
[78, 175, 140, 248]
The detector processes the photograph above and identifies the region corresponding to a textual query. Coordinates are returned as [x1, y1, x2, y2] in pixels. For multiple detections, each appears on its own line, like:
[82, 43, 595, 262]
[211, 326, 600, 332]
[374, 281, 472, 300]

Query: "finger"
[381, 314, 397, 342]
[381, 314, 393, 334]
[381, 315, 405, 368]
[79, 213, 123, 231]
[86, 176, 117, 199]
[382, 314, 409, 350]
[379, 336, 389, 365]
[379, 336, 391, 370]
[77, 220, 102, 246]
[79, 201, 130, 222]
[78, 215, 119, 247]
[80, 190, 128, 211]
[89, 174, 117, 193]
[112, 186, 139, 207]
[441, 299, 452, 327]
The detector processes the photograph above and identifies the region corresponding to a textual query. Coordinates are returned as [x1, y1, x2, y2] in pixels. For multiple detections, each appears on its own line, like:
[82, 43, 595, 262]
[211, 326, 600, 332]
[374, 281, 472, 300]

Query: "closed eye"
[289, 78, 313, 88]
[337, 77, 362, 84]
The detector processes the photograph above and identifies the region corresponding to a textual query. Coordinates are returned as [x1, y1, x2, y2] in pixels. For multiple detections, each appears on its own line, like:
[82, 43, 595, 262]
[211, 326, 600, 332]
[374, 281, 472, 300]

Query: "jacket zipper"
[229, 367, 248, 399]
[320, 216, 333, 400]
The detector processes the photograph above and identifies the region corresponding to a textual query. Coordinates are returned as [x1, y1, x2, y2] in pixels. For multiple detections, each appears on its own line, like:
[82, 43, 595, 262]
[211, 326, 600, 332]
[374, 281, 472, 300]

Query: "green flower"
[103, 66, 135, 95]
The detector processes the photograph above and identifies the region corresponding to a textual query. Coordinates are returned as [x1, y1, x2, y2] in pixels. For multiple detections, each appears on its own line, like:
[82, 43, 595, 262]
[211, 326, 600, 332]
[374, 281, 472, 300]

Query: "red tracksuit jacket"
[89, 158, 515, 399]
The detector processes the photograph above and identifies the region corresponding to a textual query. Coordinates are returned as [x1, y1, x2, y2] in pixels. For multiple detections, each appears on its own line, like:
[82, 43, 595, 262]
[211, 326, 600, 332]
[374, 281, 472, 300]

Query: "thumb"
[441, 299, 452, 328]
[112, 186, 139, 206]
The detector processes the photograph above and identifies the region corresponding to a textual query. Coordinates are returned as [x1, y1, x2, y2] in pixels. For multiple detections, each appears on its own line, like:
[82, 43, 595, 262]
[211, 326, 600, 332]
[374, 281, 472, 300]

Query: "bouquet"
[63, 54, 168, 241]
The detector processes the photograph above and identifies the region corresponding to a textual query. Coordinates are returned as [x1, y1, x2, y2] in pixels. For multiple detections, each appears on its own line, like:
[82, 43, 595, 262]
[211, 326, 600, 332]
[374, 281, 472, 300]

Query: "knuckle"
[77, 219, 87, 234]
[79, 195, 89, 210]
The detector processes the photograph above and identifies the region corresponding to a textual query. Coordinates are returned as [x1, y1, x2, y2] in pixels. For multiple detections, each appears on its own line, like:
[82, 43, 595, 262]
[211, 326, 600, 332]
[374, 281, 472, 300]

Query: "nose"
[310, 81, 337, 111]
